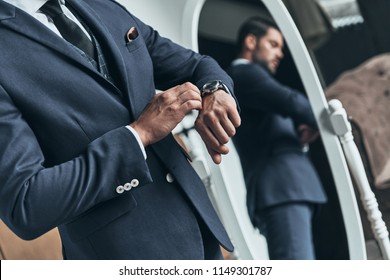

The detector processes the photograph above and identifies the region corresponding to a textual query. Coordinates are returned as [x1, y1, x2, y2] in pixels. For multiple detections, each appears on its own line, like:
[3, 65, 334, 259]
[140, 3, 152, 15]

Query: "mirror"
[122, 0, 389, 260]
[284, 0, 390, 260]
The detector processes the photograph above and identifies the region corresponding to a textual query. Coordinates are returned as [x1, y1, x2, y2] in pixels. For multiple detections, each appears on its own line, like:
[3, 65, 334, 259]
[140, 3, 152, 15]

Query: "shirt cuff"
[126, 125, 147, 159]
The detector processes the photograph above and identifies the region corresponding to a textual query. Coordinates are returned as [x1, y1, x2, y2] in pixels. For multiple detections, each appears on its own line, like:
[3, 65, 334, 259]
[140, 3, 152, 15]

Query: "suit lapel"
[0, 2, 98, 75]
[0, 1, 131, 114]
[66, 0, 132, 110]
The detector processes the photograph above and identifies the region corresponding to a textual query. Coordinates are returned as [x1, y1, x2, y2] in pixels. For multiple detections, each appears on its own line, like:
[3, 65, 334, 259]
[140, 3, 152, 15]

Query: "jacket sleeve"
[129, 13, 235, 94]
[235, 64, 317, 128]
[0, 85, 152, 240]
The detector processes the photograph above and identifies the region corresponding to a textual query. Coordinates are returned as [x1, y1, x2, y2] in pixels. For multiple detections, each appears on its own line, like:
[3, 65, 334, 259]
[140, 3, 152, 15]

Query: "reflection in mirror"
[121, 0, 388, 260]
[199, 0, 389, 260]
[199, 0, 346, 260]
[282, 0, 390, 259]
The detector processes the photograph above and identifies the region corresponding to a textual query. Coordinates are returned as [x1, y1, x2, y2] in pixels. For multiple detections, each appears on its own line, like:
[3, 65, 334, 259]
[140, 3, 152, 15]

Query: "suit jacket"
[227, 62, 326, 224]
[0, 0, 234, 259]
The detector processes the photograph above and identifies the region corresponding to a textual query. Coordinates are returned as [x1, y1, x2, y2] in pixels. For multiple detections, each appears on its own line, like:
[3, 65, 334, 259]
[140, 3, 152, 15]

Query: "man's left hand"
[195, 90, 241, 164]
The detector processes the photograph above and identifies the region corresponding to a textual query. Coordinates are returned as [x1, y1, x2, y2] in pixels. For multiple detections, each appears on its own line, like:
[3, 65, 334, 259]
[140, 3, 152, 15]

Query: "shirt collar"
[231, 58, 251, 66]
[2, 0, 65, 16]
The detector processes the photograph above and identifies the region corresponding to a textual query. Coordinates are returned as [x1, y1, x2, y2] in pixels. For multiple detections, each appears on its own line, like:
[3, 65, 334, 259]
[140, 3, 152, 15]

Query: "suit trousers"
[255, 202, 316, 260]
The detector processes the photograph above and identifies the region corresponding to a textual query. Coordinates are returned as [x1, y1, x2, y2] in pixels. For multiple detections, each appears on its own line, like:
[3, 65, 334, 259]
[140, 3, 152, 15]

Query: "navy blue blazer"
[227, 62, 326, 223]
[0, 0, 234, 259]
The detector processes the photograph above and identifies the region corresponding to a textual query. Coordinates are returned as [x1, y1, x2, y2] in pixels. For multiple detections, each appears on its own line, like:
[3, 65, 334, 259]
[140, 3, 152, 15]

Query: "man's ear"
[244, 34, 257, 51]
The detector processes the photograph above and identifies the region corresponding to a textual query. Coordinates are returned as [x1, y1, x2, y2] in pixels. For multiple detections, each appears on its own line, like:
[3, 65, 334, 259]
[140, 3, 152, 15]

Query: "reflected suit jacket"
[0, 0, 234, 259]
[227, 62, 327, 224]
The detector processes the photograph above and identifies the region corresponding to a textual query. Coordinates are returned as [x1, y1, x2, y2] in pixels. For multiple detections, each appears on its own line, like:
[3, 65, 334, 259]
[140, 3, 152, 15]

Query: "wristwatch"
[200, 80, 230, 97]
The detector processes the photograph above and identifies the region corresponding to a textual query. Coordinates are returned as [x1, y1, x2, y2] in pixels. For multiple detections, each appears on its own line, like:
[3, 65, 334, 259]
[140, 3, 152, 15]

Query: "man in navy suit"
[0, 0, 240, 259]
[227, 17, 326, 259]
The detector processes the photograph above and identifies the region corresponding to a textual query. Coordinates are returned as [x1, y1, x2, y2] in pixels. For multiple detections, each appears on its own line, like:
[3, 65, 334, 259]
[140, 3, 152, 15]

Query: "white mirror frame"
[261, 0, 365, 259]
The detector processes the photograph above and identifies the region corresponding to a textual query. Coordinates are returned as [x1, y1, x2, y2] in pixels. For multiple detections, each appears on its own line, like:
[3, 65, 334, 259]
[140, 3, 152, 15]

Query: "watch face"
[201, 80, 228, 97]
[203, 80, 221, 92]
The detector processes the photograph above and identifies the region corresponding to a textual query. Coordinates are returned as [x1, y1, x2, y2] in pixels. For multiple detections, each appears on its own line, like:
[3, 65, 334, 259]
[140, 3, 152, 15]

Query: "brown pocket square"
[126, 27, 139, 42]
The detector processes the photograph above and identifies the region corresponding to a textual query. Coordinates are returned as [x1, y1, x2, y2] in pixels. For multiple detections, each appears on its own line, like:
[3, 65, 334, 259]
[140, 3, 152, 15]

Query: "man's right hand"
[298, 124, 319, 145]
[130, 82, 202, 147]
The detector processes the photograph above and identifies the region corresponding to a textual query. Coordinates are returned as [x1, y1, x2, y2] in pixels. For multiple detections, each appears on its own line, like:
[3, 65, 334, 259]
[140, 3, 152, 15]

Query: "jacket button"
[166, 173, 174, 183]
[124, 183, 132, 191]
[116, 185, 125, 194]
[130, 179, 139, 187]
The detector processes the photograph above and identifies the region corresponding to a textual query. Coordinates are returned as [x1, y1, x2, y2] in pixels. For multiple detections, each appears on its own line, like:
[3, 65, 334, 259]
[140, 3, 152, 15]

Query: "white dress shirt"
[231, 58, 250, 66]
[4, 0, 91, 38]
[4, 0, 147, 158]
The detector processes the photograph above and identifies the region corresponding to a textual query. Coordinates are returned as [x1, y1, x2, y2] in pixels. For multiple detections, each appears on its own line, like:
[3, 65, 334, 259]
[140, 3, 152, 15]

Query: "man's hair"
[236, 16, 279, 52]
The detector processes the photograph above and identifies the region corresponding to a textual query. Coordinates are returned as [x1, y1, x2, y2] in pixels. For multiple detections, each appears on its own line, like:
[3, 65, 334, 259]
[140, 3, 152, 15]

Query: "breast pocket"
[125, 32, 144, 53]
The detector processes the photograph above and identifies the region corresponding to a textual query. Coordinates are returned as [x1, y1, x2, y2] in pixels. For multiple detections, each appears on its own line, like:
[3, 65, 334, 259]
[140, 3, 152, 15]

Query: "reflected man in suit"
[227, 17, 327, 260]
[0, 0, 240, 259]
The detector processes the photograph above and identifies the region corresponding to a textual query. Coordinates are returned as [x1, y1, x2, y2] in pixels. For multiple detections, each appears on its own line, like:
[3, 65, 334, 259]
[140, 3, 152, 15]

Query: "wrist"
[126, 125, 147, 159]
[129, 123, 150, 147]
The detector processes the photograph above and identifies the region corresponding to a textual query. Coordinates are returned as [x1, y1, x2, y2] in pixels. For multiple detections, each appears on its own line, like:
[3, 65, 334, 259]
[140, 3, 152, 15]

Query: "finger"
[227, 106, 241, 128]
[221, 95, 241, 128]
[177, 88, 202, 105]
[173, 83, 202, 112]
[220, 116, 237, 138]
[178, 82, 201, 96]
[181, 99, 202, 113]
[196, 121, 229, 154]
[201, 108, 233, 145]
[208, 120, 231, 145]
[200, 110, 230, 145]
[206, 146, 222, 165]
[197, 123, 221, 149]
[157, 88, 202, 115]
[174, 90, 202, 115]
[162, 82, 200, 103]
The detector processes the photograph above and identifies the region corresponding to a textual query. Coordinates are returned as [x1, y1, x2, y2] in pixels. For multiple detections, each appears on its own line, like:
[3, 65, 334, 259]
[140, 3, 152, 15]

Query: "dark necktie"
[40, 0, 96, 59]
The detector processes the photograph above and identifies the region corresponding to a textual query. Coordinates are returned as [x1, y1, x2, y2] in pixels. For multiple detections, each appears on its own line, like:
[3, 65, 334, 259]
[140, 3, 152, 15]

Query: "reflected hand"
[130, 82, 202, 147]
[195, 90, 241, 164]
[298, 124, 319, 145]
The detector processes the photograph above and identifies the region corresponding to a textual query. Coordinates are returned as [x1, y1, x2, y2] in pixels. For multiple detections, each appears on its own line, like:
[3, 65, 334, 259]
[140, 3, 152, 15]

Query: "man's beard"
[253, 58, 275, 75]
